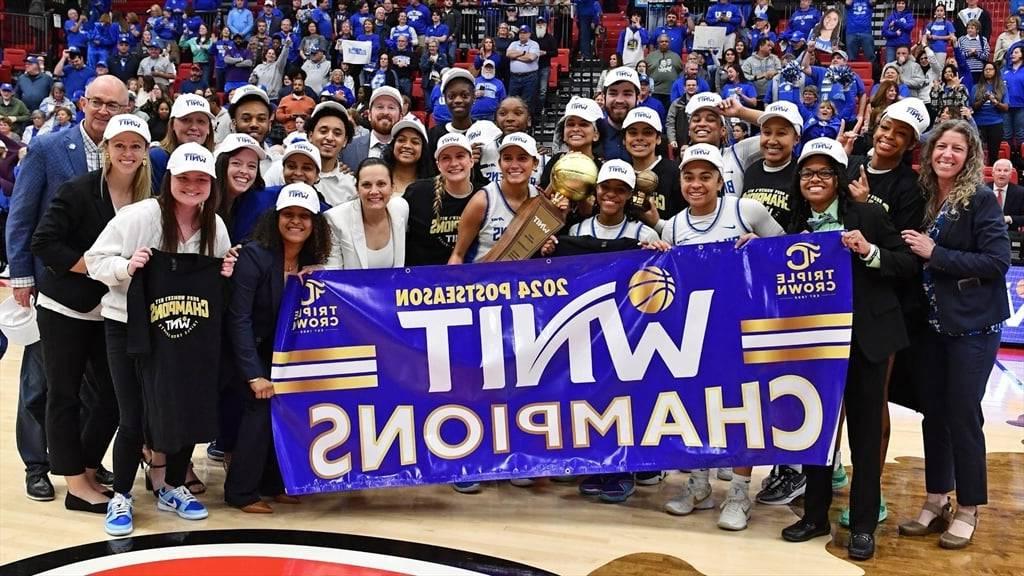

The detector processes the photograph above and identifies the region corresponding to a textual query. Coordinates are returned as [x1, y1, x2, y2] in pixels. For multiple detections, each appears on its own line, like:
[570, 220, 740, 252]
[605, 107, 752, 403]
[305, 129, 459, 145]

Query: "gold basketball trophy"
[481, 152, 599, 262]
[633, 169, 660, 210]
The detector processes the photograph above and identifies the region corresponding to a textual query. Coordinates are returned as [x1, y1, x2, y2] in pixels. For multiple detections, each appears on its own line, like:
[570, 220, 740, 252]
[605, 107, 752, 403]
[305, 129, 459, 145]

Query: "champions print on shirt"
[149, 295, 210, 339]
[430, 214, 461, 248]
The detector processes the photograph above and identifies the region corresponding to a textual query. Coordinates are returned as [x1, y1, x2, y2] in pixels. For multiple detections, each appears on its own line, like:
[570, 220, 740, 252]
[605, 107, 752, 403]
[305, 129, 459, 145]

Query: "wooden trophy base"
[480, 195, 566, 262]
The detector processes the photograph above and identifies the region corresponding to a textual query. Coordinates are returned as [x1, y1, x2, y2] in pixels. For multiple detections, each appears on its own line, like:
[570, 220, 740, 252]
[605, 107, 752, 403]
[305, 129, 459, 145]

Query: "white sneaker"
[716, 468, 733, 481]
[664, 476, 714, 516]
[509, 478, 535, 487]
[717, 484, 752, 531]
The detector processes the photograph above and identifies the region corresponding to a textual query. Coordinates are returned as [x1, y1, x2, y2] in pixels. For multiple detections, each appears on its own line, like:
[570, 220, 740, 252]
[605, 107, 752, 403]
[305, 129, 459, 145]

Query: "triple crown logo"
[786, 242, 822, 271]
[301, 279, 327, 306]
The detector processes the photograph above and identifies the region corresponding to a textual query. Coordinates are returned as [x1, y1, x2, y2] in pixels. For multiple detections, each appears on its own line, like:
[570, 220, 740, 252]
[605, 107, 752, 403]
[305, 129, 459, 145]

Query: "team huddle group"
[2, 56, 1009, 561]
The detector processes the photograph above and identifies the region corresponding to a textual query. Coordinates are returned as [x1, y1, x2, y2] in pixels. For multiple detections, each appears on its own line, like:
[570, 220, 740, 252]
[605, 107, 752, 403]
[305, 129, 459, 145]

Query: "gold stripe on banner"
[274, 375, 379, 394]
[740, 313, 853, 334]
[743, 345, 851, 364]
[272, 345, 377, 365]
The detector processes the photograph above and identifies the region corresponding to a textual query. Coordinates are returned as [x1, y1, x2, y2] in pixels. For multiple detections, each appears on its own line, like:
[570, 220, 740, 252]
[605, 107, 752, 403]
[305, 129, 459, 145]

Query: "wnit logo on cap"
[569, 101, 591, 111]
[904, 105, 926, 123]
[634, 109, 655, 120]
[766, 102, 789, 113]
[507, 134, 529, 145]
[184, 152, 207, 163]
[294, 142, 316, 153]
[118, 117, 142, 128]
[691, 146, 711, 157]
[184, 95, 205, 107]
[288, 188, 311, 200]
[810, 141, 833, 151]
[608, 163, 630, 175]
[694, 94, 717, 104]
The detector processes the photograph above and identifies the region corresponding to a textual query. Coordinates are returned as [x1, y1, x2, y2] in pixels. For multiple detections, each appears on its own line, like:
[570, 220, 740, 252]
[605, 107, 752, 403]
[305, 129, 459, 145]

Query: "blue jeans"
[885, 46, 899, 65]
[87, 48, 110, 70]
[1003, 107, 1024, 147]
[509, 70, 538, 113]
[578, 16, 595, 59]
[17, 342, 48, 476]
[847, 32, 875, 62]
[537, 65, 550, 111]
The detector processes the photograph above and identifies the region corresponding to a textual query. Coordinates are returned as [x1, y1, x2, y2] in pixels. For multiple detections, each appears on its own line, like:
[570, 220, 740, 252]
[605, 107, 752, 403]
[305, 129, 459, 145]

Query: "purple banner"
[270, 232, 852, 495]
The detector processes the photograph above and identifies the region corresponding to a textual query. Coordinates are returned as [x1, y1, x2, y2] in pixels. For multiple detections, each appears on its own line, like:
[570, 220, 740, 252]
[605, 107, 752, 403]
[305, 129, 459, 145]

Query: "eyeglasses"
[798, 169, 837, 181]
[86, 98, 126, 113]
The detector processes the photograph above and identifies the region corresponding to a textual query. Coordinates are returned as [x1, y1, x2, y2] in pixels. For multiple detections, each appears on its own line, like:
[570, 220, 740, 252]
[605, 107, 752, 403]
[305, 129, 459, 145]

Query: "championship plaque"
[481, 152, 599, 262]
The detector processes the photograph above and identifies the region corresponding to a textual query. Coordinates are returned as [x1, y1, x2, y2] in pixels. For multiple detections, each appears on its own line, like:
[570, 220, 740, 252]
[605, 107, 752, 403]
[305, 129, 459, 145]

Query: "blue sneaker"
[105, 493, 134, 537]
[597, 474, 636, 503]
[157, 486, 208, 520]
[452, 482, 481, 494]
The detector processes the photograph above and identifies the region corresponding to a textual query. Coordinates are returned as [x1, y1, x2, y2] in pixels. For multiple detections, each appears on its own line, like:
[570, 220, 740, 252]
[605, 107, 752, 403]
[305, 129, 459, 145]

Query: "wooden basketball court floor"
[0, 326, 1021, 574]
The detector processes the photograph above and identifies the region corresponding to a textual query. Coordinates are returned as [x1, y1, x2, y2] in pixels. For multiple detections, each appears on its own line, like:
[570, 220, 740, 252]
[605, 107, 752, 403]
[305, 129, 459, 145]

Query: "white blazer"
[324, 197, 409, 269]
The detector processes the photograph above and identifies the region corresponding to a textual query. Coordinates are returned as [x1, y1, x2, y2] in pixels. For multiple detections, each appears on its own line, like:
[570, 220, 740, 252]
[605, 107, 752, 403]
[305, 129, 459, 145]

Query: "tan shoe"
[898, 500, 952, 536]
[274, 494, 300, 505]
[938, 509, 978, 549]
[239, 500, 273, 514]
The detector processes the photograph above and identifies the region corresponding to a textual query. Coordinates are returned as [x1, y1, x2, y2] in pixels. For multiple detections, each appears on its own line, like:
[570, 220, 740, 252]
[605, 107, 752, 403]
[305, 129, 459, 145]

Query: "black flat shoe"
[782, 518, 831, 542]
[95, 465, 115, 486]
[848, 532, 875, 560]
[65, 492, 109, 514]
[26, 474, 55, 502]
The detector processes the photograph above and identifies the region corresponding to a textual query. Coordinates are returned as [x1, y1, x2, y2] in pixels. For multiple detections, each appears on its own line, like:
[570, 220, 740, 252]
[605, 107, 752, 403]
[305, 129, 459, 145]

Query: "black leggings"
[106, 320, 191, 494]
[977, 122, 1003, 166]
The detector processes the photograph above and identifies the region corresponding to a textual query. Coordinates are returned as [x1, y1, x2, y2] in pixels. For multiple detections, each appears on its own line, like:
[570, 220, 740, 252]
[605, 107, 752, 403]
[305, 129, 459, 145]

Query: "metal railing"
[1, 11, 54, 58]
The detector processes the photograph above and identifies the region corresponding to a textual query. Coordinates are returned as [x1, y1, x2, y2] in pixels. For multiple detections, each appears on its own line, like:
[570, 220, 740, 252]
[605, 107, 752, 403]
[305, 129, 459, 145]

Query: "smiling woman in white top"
[324, 157, 409, 269]
[85, 143, 236, 538]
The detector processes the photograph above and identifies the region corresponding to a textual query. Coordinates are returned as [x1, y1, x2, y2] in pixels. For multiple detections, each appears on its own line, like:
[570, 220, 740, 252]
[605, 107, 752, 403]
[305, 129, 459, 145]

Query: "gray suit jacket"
[340, 133, 372, 171]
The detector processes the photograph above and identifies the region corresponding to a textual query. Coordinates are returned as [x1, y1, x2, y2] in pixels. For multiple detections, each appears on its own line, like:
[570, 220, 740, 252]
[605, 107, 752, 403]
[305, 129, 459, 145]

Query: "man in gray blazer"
[5, 74, 128, 501]
[341, 86, 404, 171]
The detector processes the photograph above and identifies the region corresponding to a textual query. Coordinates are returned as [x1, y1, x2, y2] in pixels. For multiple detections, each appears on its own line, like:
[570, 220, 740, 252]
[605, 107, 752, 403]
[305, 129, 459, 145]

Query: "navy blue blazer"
[228, 242, 284, 385]
[927, 186, 1011, 335]
[5, 126, 89, 284]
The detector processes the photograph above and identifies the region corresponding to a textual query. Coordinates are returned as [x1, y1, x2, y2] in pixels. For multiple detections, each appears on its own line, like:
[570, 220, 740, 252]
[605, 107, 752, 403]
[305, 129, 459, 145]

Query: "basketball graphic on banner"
[627, 266, 675, 314]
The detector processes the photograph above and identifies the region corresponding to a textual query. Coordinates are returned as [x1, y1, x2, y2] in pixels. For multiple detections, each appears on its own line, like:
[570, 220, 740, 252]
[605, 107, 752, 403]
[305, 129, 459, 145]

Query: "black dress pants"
[39, 307, 118, 476]
[803, 342, 886, 535]
[224, 394, 285, 507]
[918, 329, 999, 506]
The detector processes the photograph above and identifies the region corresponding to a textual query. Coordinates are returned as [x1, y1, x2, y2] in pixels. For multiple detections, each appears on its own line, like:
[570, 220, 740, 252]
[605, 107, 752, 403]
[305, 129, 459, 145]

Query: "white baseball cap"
[276, 182, 321, 214]
[680, 143, 725, 173]
[0, 297, 39, 346]
[440, 67, 475, 94]
[391, 118, 428, 142]
[230, 84, 271, 107]
[167, 142, 216, 176]
[758, 100, 804, 135]
[467, 119, 502, 146]
[214, 133, 267, 160]
[597, 159, 636, 188]
[685, 92, 724, 117]
[880, 97, 930, 139]
[798, 137, 850, 167]
[369, 86, 402, 109]
[603, 66, 641, 91]
[562, 96, 604, 124]
[622, 107, 663, 132]
[312, 100, 347, 118]
[497, 132, 539, 157]
[102, 113, 152, 143]
[282, 140, 322, 170]
[171, 93, 214, 120]
[434, 132, 472, 159]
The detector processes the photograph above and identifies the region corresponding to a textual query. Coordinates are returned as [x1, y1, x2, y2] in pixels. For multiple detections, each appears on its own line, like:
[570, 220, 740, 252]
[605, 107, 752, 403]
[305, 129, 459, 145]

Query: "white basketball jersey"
[569, 216, 659, 243]
[662, 195, 751, 246]
[469, 182, 540, 263]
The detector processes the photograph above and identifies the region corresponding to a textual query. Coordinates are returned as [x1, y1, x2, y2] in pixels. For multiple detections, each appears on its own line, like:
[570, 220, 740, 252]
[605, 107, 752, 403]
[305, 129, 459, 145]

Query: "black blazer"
[228, 242, 285, 386]
[927, 186, 1011, 335]
[30, 170, 116, 313]
[1001, 182, 1024, 229]
[841, 201, 920, 363]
